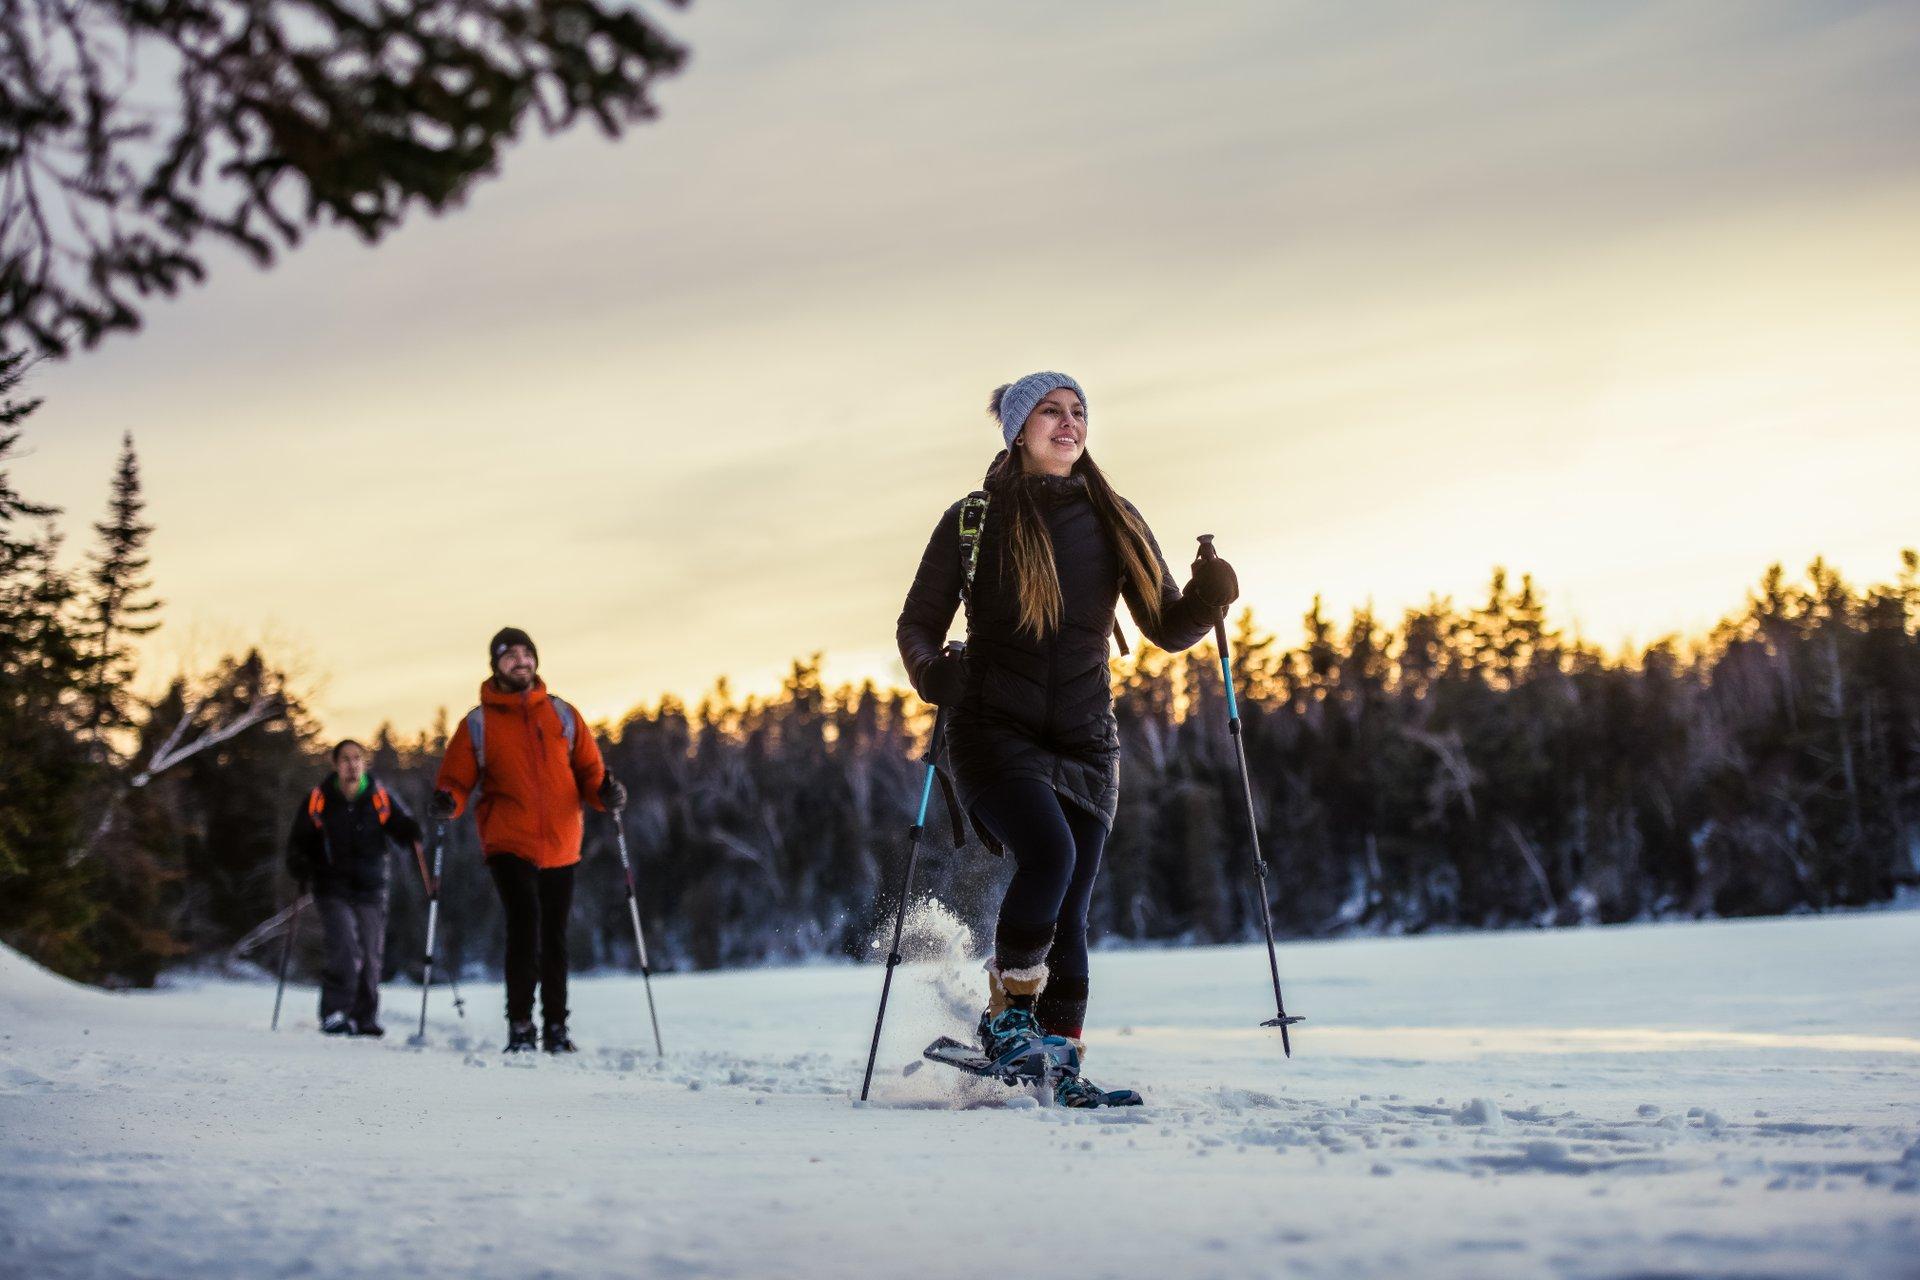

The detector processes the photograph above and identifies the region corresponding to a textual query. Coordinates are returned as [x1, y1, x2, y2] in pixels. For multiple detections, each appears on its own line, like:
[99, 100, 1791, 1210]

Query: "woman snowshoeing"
[896, 371, 1240, 1106]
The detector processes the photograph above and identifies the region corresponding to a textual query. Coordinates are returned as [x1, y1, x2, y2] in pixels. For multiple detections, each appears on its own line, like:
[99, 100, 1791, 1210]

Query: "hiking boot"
[351, 1020, 385, 1039]
[542, 1023, 578, 1054]
[979, 1006, 1047, 1072]
[503, 1021, 539, 1053]
[321, 1011, 353, 1036]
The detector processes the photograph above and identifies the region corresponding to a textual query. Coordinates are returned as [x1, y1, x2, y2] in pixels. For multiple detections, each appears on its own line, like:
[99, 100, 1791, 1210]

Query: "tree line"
[4, 353, 1916, 985]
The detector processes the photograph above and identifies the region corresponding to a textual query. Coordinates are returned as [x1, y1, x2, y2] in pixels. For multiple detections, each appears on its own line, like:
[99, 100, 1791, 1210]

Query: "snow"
[2, 910, 1917, 1279]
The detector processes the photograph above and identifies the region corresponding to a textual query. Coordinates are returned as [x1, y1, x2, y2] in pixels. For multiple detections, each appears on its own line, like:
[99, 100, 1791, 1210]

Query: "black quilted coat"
[896, 468, 1221, 831]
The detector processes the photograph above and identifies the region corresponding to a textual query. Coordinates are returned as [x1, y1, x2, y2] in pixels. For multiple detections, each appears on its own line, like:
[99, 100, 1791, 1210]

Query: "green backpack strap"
[954, 487, 1130, 654]
[956, 490, 990, 605]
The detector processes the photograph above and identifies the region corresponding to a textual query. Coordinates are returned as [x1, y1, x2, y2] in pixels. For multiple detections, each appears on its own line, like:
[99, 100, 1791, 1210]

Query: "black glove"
[429, 789, 458, 821]
[598, 774, 628, 811]
[1186, 553, 1240, 610]
[920, 651, 967, 706]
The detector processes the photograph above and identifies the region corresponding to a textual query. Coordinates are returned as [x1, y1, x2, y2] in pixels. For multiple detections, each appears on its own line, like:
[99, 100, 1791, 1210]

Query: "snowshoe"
[321, 1011, 353, 1036]
[503, 1021, 539, 1054]
[924, 1007, 1081, 1097]
[542, 1023, 578, 1054]
[1053, 1072, 1143, 1108]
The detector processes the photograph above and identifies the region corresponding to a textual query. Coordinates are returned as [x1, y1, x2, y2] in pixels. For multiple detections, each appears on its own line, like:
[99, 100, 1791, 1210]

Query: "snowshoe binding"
[1052, 1070, 1143, 1108]
[503, 1021, 539, 1054]
[321, 1011, 353, 1036]
[924, 1007, 1081, 1099]
[542, 1023, 577, 1054]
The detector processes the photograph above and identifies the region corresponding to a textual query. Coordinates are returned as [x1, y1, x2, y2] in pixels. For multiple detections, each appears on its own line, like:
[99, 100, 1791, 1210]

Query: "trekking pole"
[410, 821, 450, 1046]
[1197, 536, 1304, 1056]
[610, 811, 664, 1057]
[413, 838, 464, 1019]
[270, 894, 308, 1030]
[860, 643, 961, 1102]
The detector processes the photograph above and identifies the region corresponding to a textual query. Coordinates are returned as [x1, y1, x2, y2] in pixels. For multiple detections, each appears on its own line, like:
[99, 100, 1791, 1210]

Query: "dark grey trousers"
[316, 893, 387, 1026]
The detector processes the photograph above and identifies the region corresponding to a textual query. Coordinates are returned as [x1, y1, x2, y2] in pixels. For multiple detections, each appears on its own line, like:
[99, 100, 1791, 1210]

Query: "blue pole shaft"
[860, 704, 950, 1101]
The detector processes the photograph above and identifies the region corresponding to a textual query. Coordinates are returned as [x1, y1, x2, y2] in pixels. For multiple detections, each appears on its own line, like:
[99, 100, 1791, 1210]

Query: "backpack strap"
[465, 698, 577, 778]
[956, 491, 990, 607]
[955, 487, 1130, 655]
[305, 785, 334, 870]
[549, 696, 579, 754]
[465, 705, 487, 774]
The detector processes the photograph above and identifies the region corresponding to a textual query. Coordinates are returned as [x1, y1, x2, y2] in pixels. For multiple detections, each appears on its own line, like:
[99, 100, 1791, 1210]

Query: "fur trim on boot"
[984, 958, 1049, 1018]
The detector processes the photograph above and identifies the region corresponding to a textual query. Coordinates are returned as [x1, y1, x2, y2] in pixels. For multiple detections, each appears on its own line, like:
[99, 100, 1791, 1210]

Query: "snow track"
[2, 912, 1915, 1279]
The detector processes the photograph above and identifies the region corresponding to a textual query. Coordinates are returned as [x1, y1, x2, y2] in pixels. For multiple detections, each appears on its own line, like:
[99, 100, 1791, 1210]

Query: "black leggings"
[487, 854, 575, 1028]
[971, 776, 1108, 989]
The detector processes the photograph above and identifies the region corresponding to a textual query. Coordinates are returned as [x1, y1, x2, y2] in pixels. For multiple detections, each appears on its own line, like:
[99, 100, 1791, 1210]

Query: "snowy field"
[2, 910, 1917, 1280]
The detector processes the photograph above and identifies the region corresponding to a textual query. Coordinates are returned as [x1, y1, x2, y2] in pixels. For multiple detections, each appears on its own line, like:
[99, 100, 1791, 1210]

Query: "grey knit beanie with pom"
[992, 372, 1086, 448]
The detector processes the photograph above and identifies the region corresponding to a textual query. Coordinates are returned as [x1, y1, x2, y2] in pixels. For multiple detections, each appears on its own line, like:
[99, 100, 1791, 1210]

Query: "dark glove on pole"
[598, 774, 628, 811]
[1186, 546, 1241, 611]
[919, 650, 968, 706]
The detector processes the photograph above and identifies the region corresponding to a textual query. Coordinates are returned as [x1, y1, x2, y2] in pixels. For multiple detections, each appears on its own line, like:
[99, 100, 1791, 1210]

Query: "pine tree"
[79, 433, 162, 749]
[0, 352, 100, 974]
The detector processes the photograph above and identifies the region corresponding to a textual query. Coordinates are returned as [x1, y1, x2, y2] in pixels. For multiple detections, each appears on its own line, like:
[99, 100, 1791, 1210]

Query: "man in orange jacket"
[432, 627, 627, 1053]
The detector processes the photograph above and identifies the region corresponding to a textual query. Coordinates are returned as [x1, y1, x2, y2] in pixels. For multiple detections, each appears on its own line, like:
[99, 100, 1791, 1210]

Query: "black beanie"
[489, 627, 537, 671]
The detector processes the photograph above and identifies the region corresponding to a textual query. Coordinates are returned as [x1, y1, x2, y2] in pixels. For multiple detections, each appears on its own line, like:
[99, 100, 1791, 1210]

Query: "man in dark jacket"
[286, 739, 426, 1036]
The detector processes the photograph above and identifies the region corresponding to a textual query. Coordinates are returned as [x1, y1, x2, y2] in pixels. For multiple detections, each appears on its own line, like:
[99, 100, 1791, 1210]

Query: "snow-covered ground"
[2, 909, 1916, 1280]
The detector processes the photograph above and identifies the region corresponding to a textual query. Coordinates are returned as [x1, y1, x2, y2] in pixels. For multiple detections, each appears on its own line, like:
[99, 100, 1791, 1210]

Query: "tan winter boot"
[985, 959, 1048, 1017]
[979, 960, 1048, 1057]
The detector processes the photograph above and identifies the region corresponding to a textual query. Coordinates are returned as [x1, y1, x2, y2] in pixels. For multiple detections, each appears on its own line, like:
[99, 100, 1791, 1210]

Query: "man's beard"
[494, 669, 535, 693]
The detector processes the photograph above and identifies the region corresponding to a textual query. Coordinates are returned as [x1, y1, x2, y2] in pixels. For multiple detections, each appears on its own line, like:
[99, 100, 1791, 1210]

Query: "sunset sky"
[16, 0, 1920, 738]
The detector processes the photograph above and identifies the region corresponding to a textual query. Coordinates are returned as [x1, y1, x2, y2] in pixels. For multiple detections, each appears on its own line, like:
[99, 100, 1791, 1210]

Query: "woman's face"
[1015, 388, 1087, 477]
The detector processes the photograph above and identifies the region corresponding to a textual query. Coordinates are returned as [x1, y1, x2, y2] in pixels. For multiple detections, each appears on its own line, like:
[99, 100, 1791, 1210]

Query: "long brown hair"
[985, 445, 1166, 640]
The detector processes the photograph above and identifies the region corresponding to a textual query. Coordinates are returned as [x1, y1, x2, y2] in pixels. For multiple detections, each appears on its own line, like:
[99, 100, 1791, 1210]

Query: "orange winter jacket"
[434, 678, 608, 869]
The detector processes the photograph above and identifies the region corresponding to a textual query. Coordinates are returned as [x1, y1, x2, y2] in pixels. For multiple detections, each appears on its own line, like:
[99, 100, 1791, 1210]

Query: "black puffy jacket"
[285, 773, 423, 899]
[896, 468, 1221, 830]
